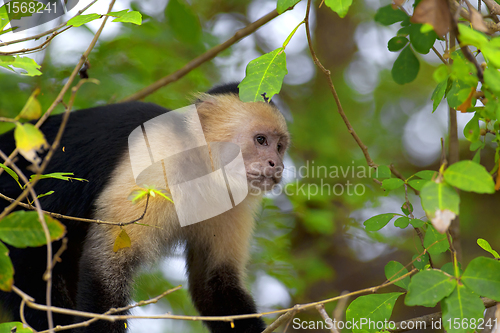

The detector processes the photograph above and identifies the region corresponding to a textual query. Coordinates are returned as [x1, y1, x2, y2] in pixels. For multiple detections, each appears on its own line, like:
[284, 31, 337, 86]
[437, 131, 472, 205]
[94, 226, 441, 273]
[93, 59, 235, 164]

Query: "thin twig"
[0, 0, 117, 221]
[121, 8, 291, 102]
[447, 28, 463, 262]
[332, 291, 349, 324]
[0, 150, 55, 331]
[0, 192, 153, 226]
[262, 308, 298, 333]
[304, 0, 376, 168]
[0, 26, 71, 56]
[483, 0, 500, 15]
[432, 46, 448, 64]
[50, 238, 68, 271]
[316, 304, 337, 333]
[38, 286, 182, 333]
[15, 269, 417, 324]
[0, 0, 99, 47]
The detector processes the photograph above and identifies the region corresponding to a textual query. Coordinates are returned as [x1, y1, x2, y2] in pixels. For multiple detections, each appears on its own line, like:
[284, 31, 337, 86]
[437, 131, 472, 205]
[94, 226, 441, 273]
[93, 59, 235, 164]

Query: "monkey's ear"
[195, 94, 220, 113]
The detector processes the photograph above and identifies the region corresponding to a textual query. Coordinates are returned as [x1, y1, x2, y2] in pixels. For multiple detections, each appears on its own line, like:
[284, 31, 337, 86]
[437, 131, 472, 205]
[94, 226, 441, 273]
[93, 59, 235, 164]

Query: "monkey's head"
[197, 93, 289, 193]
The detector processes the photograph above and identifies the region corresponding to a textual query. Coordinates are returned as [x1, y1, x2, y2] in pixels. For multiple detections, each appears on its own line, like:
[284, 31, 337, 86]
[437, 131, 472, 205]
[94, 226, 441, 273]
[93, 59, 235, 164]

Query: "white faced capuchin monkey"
[0, 83, 290, 333]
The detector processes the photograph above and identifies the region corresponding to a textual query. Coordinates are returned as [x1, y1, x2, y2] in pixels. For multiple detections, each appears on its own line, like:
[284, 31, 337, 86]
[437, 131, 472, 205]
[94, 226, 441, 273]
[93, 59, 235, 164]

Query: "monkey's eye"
[255, 135, 268, 146]
[277, 143, 283, 152]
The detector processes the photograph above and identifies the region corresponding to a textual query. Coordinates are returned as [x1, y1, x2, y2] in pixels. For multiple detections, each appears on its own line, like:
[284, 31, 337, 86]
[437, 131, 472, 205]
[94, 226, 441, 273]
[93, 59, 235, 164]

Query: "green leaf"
[443, 160, 495, 194]
[397, 26, 410, 36]
[392, 46, 420, 85]
[441, 262, 463, 277]
[166, 0, 202, 44]
[381, 178, 404, 190]
[469, 140, 485, 151]
[482, 44, 500, 68]
[0, 322, 33, 333]
[325, 0, 353, 18]
[441, 284, 485, 333]
[0, 242, 13, 292]
[239, 48, 288, 102]
[374, 5, 408, 26]
[450, 53, 478, 86]
[375, 165, 391, 179]
[394, 216, 410, 229]
[472, 150, 481, 164]
[433, 64, 450, 83]
[424, 225, 450, 254]
[36, 190, 54, 199]
[111, 10, 142, 25]
[385, 261, 410, 289]
[401, 201, 413, 215]
[67, 13, 101, 27]
[0, 211, 66, 248]
[414, 170, 436, 180]
[447, 80, 474, 108]
[458, 25, 488, 49]
[29, 172, 87, 183]
[405, 269, 457, 307]
[420, 181, 460, 218]
[461, 256, 500, 300]
[0, 55, 41, 76]
[463, 113, 480, 142]
[388, 36, 409, 52]
[277, 0, 301, 14]
[409, 23, 437, 54]
[432, 79, 448, 112]
[363, 213, 397, 231]
[409, 219, 425, 228]
[0, 163, 22, 189]
[412, 253, 429, 270]
[346, 293, 403, 333]
[128, 188, 149, 203]
[483, 67, 500, 93]
[408, 179, 428, 191]
[477, 238, 500, 258]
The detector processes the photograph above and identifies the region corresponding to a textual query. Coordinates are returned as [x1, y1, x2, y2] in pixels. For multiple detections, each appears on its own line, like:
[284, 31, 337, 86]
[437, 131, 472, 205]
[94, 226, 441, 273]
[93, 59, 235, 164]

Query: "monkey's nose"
[268, 160, 275, 167]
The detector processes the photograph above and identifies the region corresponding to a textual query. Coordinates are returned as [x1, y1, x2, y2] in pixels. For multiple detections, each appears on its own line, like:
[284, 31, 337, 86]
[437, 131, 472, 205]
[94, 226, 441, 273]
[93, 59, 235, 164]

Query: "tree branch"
[304, 0, 376, 168]
[0, 0, 117, 221]
[121, 8, 289, 102]
[0, 0, 99, 48]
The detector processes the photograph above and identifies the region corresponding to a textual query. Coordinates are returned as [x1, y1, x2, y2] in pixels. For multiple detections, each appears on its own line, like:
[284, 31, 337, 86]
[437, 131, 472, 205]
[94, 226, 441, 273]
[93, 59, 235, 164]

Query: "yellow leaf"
[17, 88, 41, 120]
[14, 123, 48, 166]
[113, 229, 131, 252]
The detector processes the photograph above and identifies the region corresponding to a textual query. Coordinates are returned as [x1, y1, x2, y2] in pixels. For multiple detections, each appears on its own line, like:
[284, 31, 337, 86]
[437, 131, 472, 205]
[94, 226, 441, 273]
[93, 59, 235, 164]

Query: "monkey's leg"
[186, 241, 266, 333]
[73, 230, 133, 333]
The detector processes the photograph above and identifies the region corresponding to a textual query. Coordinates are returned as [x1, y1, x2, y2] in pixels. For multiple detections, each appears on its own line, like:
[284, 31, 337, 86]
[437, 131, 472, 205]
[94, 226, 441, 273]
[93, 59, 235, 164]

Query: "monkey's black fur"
[0, 84, 266, 333]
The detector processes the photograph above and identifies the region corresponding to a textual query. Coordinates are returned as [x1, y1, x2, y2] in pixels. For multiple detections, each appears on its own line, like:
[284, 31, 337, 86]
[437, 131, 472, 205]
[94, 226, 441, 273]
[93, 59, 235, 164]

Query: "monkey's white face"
[234, 128, 288, 193]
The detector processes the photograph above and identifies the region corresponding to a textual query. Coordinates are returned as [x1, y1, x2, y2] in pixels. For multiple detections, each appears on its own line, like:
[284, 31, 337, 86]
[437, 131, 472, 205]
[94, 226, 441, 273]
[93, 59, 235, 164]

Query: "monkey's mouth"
[246, 173, 280, 185]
